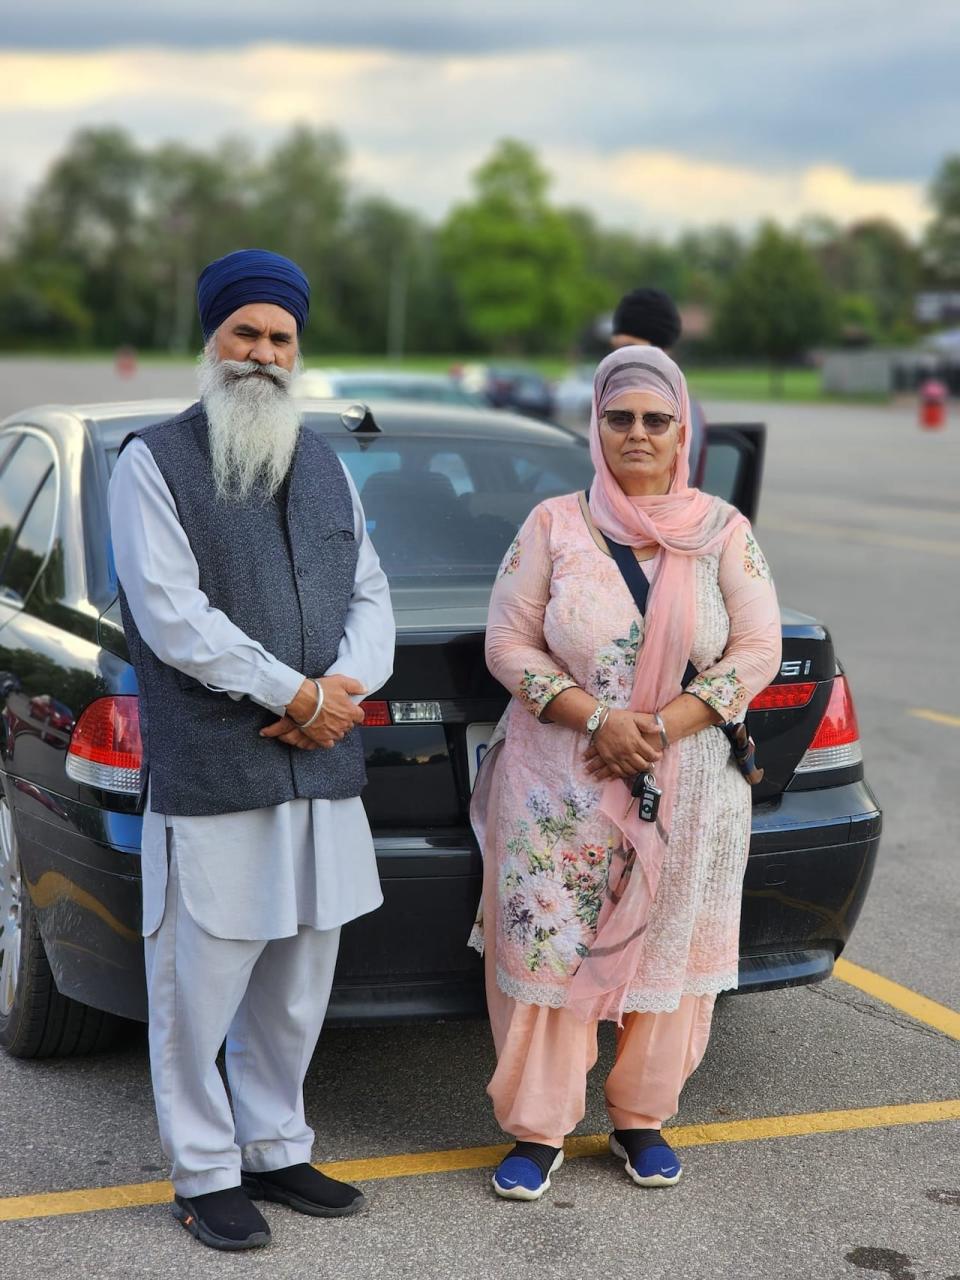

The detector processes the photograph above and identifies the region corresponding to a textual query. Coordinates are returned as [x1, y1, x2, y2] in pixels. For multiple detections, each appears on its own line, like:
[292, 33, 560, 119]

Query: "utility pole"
[387, 253, 407, 362]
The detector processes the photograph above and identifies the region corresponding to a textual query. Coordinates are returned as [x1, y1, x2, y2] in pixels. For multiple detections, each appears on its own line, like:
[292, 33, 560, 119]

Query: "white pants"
[144, 852, 341, 1197]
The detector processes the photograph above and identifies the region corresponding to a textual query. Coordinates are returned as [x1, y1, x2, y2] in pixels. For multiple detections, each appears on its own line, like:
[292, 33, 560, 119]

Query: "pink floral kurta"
[470, 492, 781, 1014]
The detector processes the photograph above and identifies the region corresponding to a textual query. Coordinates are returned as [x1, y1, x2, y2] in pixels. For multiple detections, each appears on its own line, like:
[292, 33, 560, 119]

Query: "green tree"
[248, 127, 349, 351]
[815, 218, 919, 341]
[15, 127, 152, 347]
[331, 197, 469, 356]
[0, 260, 92, 348]
[713, 222, 835, 392]
[143, 137, 260, 352]
[675, 225, 744, 303]
[835, 293, 881, 346]
[440, 140, 587, 353]
[924, 155, 960, 286]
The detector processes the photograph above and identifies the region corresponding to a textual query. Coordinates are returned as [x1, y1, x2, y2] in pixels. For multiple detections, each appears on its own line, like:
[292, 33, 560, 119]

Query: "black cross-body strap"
[584, 489, 763, 783]
[586, 490, 699, 688]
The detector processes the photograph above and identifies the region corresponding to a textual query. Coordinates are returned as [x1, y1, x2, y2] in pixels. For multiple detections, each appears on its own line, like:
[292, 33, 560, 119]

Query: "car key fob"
[634, 771, 661, 823]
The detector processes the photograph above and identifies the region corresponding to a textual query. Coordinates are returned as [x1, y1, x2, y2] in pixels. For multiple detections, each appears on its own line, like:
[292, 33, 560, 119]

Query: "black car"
[459, 366, 556, 421]
[0, 399, 881, 1057]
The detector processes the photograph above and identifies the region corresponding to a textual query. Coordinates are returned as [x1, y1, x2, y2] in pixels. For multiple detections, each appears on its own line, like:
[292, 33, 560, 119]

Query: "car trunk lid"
[361, 593, 843, 828]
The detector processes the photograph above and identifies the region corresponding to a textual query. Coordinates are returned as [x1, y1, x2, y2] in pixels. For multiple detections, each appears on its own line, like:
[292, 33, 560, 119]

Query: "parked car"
[455, 365, 556, 421]
[294, 368, 486, 408]
[552, 364, 597, 427]
[0, 398, 881, 1056]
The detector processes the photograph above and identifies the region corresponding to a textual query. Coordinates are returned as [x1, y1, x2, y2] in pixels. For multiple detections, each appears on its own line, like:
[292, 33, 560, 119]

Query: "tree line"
[0, 126, 957, 362]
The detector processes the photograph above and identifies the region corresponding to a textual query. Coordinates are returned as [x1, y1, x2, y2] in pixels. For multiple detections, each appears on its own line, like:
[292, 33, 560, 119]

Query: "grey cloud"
[2, 0, 957, 226]
[8, 0, 957, 55]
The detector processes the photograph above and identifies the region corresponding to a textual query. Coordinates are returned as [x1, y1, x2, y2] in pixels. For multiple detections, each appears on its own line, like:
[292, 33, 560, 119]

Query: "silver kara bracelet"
[653, 712, 670, 750]
[590, 706, 611, 741]
[293, 679, 325, 729]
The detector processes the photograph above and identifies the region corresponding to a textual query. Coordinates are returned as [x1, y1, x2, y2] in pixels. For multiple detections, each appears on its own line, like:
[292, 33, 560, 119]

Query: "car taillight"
[795, 676, 863, 773]
[360, 700, 446, 726]
[65, 696, 143, 794]
[749, 682, 816, 710]
[361, 700, 391, 727]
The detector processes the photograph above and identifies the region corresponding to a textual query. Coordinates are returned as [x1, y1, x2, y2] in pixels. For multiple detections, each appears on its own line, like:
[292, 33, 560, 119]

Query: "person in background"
[611, 287, 706, 484]
[109, 249, 394, 1251]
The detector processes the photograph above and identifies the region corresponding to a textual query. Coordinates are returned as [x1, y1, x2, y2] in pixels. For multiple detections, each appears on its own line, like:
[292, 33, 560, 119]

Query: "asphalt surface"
[0, 361, 958, 1279]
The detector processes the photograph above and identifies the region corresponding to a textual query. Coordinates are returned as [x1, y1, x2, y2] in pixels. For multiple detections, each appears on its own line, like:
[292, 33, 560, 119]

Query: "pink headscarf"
[565, 346, 745, 1023]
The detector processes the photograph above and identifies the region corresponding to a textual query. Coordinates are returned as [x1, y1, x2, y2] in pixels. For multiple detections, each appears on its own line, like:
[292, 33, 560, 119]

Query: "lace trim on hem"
[467, 924, 485, 957]
[494, 967, 740, 1013]
[496, 969, 568, 1007]
[621, 971, 740, 1013]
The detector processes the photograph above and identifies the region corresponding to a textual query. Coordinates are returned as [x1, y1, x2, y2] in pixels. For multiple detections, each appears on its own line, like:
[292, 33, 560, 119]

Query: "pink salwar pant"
[485, 949, 716, 1149]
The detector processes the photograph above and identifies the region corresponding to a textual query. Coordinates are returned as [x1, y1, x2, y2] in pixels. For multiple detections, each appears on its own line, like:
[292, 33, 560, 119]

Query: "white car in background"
[295, 368, 486, 409]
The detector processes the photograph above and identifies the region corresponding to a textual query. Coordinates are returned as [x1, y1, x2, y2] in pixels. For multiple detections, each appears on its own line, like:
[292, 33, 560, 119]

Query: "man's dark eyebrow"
[230, 322, 294, 341]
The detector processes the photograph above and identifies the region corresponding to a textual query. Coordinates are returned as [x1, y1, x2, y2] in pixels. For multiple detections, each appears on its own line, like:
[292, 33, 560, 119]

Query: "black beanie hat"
[612, 287, 682, 349]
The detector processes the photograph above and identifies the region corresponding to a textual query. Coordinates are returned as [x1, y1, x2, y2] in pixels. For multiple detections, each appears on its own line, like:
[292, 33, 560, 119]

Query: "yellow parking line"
[2, 1099, 960, 1223]
[833, 957, 960, 1041]
[908, 708, 960, 729]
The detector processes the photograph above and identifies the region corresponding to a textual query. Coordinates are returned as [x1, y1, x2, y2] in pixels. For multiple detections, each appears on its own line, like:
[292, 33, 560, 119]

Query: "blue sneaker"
[492, 1142, 564, 1201]
[609, 1129, 682, 1187]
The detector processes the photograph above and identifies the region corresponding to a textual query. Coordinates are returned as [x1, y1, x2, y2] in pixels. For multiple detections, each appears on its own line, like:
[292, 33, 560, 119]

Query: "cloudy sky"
[4, 1, 959, 237]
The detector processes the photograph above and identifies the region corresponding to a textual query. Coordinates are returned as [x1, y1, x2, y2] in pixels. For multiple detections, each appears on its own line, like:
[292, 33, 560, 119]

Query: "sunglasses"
[601, 409, 676, 434]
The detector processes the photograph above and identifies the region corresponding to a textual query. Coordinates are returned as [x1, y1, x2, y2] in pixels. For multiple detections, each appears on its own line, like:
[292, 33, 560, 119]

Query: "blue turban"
[196, 249, 310, 340]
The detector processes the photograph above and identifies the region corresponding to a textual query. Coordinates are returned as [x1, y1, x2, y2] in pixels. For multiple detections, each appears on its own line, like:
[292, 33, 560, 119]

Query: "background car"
[294, 368, 486, 408]
[454, 365, 556, 420]
[0, 398, 881, 1057]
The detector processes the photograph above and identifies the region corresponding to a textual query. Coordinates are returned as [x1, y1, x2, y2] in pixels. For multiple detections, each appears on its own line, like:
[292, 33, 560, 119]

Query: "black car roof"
[41, 398, 586, 450]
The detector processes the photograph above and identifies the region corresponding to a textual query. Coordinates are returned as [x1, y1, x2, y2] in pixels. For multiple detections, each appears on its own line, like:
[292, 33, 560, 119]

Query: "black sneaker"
[241, 1163, 366, 1218]
[172, 1186, 271, 1250]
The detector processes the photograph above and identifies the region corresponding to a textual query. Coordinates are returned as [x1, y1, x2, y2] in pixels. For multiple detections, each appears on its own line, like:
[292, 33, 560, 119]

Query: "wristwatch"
[585, 702, 605, 736]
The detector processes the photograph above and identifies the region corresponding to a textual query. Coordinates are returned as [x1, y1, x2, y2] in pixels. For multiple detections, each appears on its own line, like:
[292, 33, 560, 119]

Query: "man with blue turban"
[108, 249, 395, 1251]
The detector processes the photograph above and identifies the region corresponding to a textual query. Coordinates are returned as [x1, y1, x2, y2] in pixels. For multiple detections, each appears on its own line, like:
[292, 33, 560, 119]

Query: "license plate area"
[465, 722, 497, 791]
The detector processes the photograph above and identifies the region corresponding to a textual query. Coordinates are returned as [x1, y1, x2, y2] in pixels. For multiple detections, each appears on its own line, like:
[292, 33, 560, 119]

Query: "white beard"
[198, 350, 303, 502]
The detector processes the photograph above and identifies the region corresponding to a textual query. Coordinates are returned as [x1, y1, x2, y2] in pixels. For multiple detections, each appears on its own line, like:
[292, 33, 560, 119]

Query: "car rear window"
[330, 434, 592, 582]
[105, 431, 594, 584]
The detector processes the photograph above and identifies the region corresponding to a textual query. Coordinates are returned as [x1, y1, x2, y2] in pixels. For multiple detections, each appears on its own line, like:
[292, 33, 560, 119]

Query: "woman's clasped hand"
[583, 710, 662, 781]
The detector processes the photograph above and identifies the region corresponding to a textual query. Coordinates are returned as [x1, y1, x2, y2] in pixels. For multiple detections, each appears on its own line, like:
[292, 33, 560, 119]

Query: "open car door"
[701, 423, 766, 523]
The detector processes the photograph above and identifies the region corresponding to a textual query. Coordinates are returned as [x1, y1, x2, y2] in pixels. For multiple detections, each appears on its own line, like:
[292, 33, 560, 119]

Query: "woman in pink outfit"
[469, 346, 781, 1200]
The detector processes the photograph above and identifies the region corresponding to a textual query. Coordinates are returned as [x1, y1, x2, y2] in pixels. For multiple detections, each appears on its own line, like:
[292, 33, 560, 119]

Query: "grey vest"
[118, 402, 366, 817]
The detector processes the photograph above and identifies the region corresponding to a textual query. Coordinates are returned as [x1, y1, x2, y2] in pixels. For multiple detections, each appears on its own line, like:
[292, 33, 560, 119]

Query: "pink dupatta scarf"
[565, 346, 745, 1023]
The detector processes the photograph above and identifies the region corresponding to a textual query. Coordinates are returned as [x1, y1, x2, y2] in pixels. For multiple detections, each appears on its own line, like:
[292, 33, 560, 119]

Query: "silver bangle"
[653, 712, 670, 750]
[293, 679, 325, 729]
[590, 707, 611, 741]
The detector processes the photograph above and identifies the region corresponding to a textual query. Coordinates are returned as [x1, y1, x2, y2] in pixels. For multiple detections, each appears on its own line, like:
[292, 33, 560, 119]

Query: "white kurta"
[109, 438, 395, 941]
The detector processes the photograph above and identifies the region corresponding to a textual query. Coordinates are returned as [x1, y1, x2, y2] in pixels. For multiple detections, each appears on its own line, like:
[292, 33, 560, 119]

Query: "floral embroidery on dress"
[518, 669, 578, 716]
[686, 667, 749, 719]
[498, 785, 614, 975]
[743, 533, 771, 582]
[589, 620, 641, 705]
[497, 534, 522, 579]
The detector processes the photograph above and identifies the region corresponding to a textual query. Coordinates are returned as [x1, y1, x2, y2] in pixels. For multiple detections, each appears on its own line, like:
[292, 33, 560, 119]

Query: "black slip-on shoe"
[241, 1163, 365, 1218]
[172, 1186, 271, 1250]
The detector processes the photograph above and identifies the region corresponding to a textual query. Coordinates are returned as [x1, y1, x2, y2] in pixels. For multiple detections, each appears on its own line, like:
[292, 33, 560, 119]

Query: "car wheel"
[0, 792, 126, 1058]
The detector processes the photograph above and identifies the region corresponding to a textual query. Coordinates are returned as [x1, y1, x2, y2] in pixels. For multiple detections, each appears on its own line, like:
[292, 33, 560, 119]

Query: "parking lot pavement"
[1, 971, 959, 1279]
[0, 356, 197, 420]
[0, 375, 958, 1276]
